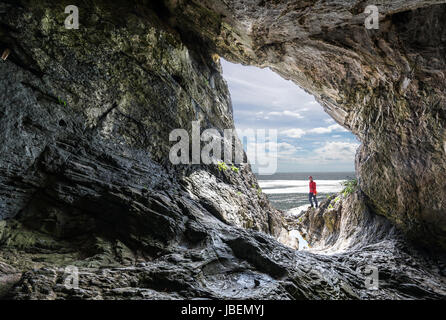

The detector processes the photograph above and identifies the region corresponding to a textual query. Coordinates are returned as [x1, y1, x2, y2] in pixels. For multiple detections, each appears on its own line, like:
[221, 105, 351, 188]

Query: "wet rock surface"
[0, 0, 445, 299]
[296, 191, 399, 253]
[296, 191, 446, 299]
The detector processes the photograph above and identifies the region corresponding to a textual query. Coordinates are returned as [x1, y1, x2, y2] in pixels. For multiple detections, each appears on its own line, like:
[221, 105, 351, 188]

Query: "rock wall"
[0, 0, 445, 299]
[296, 191, 399, 253]
[162, 0, 446, 250]
[0, 0, 282, 233]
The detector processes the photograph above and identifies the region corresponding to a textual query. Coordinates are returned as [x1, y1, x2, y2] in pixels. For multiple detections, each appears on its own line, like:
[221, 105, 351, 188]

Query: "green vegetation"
[58, 97, 67, 107]
[217, 161, 228, 172]
[327, 196, 341, 211]
[342, 178, 358, 196]
[250, 184, 262, 196]
[326, 179, 357, 210]
[202, 75, 209, 86]
[217, 161, 240, 174]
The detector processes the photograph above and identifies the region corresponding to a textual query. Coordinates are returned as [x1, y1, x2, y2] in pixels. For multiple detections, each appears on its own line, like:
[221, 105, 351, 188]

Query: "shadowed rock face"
[0, 0, 445, 299]
[295, 192, 400, 253]
[0, 0, 281, 234]
[162, 0, 446, 249]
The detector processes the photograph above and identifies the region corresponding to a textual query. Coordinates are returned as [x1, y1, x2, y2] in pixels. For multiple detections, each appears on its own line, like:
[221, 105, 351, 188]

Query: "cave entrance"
[221, 59, 358, 215]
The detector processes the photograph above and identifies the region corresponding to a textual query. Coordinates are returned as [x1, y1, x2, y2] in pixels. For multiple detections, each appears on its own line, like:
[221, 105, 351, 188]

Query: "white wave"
[285, 206, 311, 250]
[287, 205, 311, 217]
[259, 180, 345, 188]
[289, 230, 309, 250]
[259, 179, 345, 194]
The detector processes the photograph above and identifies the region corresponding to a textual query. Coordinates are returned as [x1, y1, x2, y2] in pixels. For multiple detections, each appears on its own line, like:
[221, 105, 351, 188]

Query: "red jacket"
[309, 181, 317, 194]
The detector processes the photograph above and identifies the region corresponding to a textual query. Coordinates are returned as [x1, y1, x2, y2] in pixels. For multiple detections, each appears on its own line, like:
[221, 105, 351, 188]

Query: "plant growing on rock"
[342, 179, 358, 197]
[326, 195, 341, 212]
[202, 75, 209, 86]
[257, 187, 262, 196]
[217, 161, 228, 172]
[58, 97, 67, 107]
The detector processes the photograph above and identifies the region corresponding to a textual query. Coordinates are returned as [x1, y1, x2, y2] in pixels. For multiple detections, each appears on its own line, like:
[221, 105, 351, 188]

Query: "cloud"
[221, 60, 314, 112]
[266, 110, 303, 119]
[221, 59, 358, 172]
[242, 137, 360, 173]
[308, 124, 347, 134]
[244, 141, 302, 174]
[245, 141, 298, 158]
[313, 141, 360, 161]
[281, 124, 347, 139]
[281, 128, 306, 139]
[273, 141, 360, 171]
[275, 142, 300, 156]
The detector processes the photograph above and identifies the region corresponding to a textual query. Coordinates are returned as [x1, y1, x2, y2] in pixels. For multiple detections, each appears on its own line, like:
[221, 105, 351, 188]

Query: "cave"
[0, 0, 445, 301]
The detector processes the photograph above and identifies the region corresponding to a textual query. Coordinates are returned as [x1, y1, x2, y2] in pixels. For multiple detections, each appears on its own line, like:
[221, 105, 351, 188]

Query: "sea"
[256, 172, 355, 212]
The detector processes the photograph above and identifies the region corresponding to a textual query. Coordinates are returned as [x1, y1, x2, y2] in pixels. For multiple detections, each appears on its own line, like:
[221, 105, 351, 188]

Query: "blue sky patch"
[221, 59, 359, 173]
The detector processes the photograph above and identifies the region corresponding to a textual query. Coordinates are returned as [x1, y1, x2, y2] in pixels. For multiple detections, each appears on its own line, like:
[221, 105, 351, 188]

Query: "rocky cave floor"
[1, 191, 445, 300]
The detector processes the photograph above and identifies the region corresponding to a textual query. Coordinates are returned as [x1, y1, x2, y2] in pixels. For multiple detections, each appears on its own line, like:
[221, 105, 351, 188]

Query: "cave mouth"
[1, 0, 445, 301]
[220, 59, 358, 215]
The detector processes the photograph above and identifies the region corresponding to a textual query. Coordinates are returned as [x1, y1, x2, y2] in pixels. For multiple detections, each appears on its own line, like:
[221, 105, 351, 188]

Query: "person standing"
[308, 176, 318, 208]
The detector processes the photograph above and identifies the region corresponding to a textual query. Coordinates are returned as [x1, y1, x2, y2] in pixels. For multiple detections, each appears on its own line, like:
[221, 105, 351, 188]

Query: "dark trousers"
[309, 193, 318, 208]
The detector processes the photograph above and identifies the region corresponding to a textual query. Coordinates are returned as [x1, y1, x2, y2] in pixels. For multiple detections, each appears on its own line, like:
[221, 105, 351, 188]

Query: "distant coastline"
[256, 172, 355, 211]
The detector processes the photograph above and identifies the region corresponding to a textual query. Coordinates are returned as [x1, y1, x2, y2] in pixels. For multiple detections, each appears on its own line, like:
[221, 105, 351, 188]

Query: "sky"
[221, 59, 359, 173]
